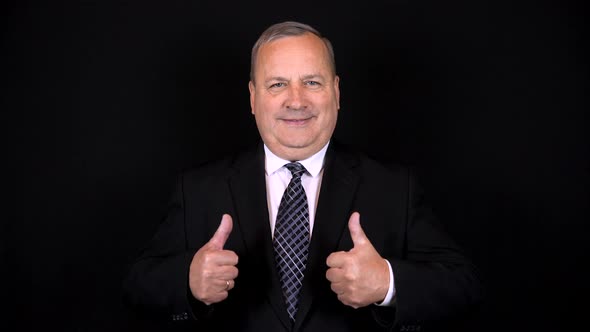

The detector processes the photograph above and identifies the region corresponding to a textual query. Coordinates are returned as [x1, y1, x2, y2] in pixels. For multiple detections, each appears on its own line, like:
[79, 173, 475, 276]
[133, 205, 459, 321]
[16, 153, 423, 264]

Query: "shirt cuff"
[375, 259, 396, 307]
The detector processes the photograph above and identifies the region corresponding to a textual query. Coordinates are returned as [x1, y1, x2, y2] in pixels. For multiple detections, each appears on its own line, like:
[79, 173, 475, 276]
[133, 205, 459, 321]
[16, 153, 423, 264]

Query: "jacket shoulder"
[331, 142, 411, 180]
[179, 145, 261, 185]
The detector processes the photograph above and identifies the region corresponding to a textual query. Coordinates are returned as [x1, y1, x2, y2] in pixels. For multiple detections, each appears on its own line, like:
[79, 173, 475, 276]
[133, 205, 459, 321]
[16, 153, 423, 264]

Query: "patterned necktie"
[273, 162, 310, 322]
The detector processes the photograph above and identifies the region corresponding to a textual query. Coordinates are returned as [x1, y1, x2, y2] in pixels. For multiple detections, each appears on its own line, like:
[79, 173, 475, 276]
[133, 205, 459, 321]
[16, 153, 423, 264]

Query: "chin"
[282, 140, 313, 150]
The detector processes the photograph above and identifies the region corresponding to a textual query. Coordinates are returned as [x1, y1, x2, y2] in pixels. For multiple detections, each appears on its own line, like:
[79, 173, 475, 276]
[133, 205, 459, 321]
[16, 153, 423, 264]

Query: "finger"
[209, 214, 233, 250]
[326, 251, 347, 268]
[218, 279, 237, 292]
[215, 250, 239, 265]
[338, 294, 359, 309]
[211, 291, 229, 303]
[348, 212, 368, 247]
[325, 267, 344, 282]
[215, 265, 239, 280]
[326, 268, 341, 282]
[209, 278, 232, 292]
[330, 281, 345, 295]
[215, 279, 235, 292]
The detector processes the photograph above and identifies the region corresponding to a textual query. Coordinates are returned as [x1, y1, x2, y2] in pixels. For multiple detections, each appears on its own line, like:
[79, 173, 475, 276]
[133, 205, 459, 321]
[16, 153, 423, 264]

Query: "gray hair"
[250, 21, 336, 83]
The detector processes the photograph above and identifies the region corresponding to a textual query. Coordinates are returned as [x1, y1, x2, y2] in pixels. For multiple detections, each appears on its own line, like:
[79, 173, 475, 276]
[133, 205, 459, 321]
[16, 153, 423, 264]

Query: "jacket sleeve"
[122, 174, 214, 326]
[374, 169, 484, 331]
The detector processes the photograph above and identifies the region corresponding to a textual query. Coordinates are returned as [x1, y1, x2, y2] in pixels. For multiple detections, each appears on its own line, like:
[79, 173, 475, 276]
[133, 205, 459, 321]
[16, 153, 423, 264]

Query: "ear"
[248, 81, 256, 114]
[333, 75, 340, 110]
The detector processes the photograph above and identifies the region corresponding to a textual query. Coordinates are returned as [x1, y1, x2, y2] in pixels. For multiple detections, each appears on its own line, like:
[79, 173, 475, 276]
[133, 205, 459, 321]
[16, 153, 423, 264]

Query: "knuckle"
[346, 255, 359, 266]
[344, 271, 356, 281]
[345, 285, 354, 295]
[202, 268, 214, 279]
[202, 254, 212, 265]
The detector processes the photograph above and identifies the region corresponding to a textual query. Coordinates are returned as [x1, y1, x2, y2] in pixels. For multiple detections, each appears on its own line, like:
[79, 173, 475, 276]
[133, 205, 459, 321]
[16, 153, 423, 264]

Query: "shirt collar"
[264, 142, 329, 178]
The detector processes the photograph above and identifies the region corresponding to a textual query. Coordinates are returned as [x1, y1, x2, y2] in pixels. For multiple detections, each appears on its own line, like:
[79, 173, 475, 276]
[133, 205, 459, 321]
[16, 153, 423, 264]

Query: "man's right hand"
[189, 214, 239, 305]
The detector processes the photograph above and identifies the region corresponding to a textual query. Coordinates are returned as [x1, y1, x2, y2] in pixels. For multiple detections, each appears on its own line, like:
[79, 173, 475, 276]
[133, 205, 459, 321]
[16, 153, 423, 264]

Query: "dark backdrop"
[4, 0, 588, 331]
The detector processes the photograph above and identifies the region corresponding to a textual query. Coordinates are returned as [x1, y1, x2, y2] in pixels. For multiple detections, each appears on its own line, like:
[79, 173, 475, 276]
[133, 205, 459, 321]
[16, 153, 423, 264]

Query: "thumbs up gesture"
[326, 212, 390, 308]
[189, 214, 239, 305]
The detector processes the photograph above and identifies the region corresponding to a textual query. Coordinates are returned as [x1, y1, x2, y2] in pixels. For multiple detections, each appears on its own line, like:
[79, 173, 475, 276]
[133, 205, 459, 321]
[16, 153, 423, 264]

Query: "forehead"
[255, 33, 331, 78]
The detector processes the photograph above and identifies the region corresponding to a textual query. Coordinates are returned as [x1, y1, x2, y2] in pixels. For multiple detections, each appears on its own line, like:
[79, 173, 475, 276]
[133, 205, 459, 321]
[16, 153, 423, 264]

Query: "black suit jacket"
[123, 142, 482, 331]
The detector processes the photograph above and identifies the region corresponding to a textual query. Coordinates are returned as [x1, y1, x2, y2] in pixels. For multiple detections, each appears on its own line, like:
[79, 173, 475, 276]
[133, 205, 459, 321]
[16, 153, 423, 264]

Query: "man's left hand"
[326, 212, 390, 308]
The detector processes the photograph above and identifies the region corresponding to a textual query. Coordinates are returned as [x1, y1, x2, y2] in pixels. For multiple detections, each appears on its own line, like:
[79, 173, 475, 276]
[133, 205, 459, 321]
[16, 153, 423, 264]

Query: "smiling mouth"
[281, 117, 312, 126]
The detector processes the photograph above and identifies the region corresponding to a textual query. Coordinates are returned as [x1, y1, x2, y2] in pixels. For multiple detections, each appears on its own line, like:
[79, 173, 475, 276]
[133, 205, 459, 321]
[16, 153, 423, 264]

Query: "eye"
[304, 80, 322, 89]
[269, 82, 286, 89]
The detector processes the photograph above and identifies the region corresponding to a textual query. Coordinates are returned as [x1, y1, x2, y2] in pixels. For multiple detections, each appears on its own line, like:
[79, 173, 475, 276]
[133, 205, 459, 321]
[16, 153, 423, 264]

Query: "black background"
[4, 0, 588, 331]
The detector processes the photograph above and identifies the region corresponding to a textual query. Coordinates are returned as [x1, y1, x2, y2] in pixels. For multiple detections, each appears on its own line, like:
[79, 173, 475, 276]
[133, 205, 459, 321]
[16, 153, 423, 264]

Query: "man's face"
[249, 33, 340, 161]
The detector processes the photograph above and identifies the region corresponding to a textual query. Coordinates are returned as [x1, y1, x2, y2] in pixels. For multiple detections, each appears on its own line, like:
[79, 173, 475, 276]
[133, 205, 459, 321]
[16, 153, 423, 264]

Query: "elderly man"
[124, 21, 482, 331]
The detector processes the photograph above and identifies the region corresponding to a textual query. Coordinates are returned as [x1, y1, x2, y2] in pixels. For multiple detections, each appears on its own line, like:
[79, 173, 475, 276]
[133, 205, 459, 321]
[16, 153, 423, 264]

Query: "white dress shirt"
[264, 144, 327, 237]
[263, 143, 396, 306]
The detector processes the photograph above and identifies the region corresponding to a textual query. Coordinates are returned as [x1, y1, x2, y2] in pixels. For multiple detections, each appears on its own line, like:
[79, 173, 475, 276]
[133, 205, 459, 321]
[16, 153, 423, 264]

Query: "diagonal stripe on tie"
[273, 162, 310, 322]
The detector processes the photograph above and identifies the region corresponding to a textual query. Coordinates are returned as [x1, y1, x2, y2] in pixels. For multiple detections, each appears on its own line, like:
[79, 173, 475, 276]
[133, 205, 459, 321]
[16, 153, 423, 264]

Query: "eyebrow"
[264, 76, 289, 85]
[264, 74, 325, 85]
[300, 74, 325, 81]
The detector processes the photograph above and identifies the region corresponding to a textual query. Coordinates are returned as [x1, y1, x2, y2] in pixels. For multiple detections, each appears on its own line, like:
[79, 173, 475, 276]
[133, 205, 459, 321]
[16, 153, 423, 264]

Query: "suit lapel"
[228, 144, 292, 330]
[294, 144, 360, 330]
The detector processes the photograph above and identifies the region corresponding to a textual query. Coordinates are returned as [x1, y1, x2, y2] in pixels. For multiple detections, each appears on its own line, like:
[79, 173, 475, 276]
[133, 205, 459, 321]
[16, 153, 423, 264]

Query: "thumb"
[348, 212, 368, 247]
[208, 214, 233, 250]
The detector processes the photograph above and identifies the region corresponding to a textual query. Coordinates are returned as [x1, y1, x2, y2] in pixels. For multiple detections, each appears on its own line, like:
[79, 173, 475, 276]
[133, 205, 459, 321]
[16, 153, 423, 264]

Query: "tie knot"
[284, 162, 307, 179]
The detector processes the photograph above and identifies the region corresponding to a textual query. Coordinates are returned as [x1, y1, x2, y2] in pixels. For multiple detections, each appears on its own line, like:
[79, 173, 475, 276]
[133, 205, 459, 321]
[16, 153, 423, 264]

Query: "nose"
[285, 84, 306, 110]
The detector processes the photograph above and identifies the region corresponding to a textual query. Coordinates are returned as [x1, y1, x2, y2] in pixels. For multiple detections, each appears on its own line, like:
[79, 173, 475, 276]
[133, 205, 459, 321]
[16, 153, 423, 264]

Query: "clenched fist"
[326, 212, 390, 308]
[189, 214, 239, 305]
